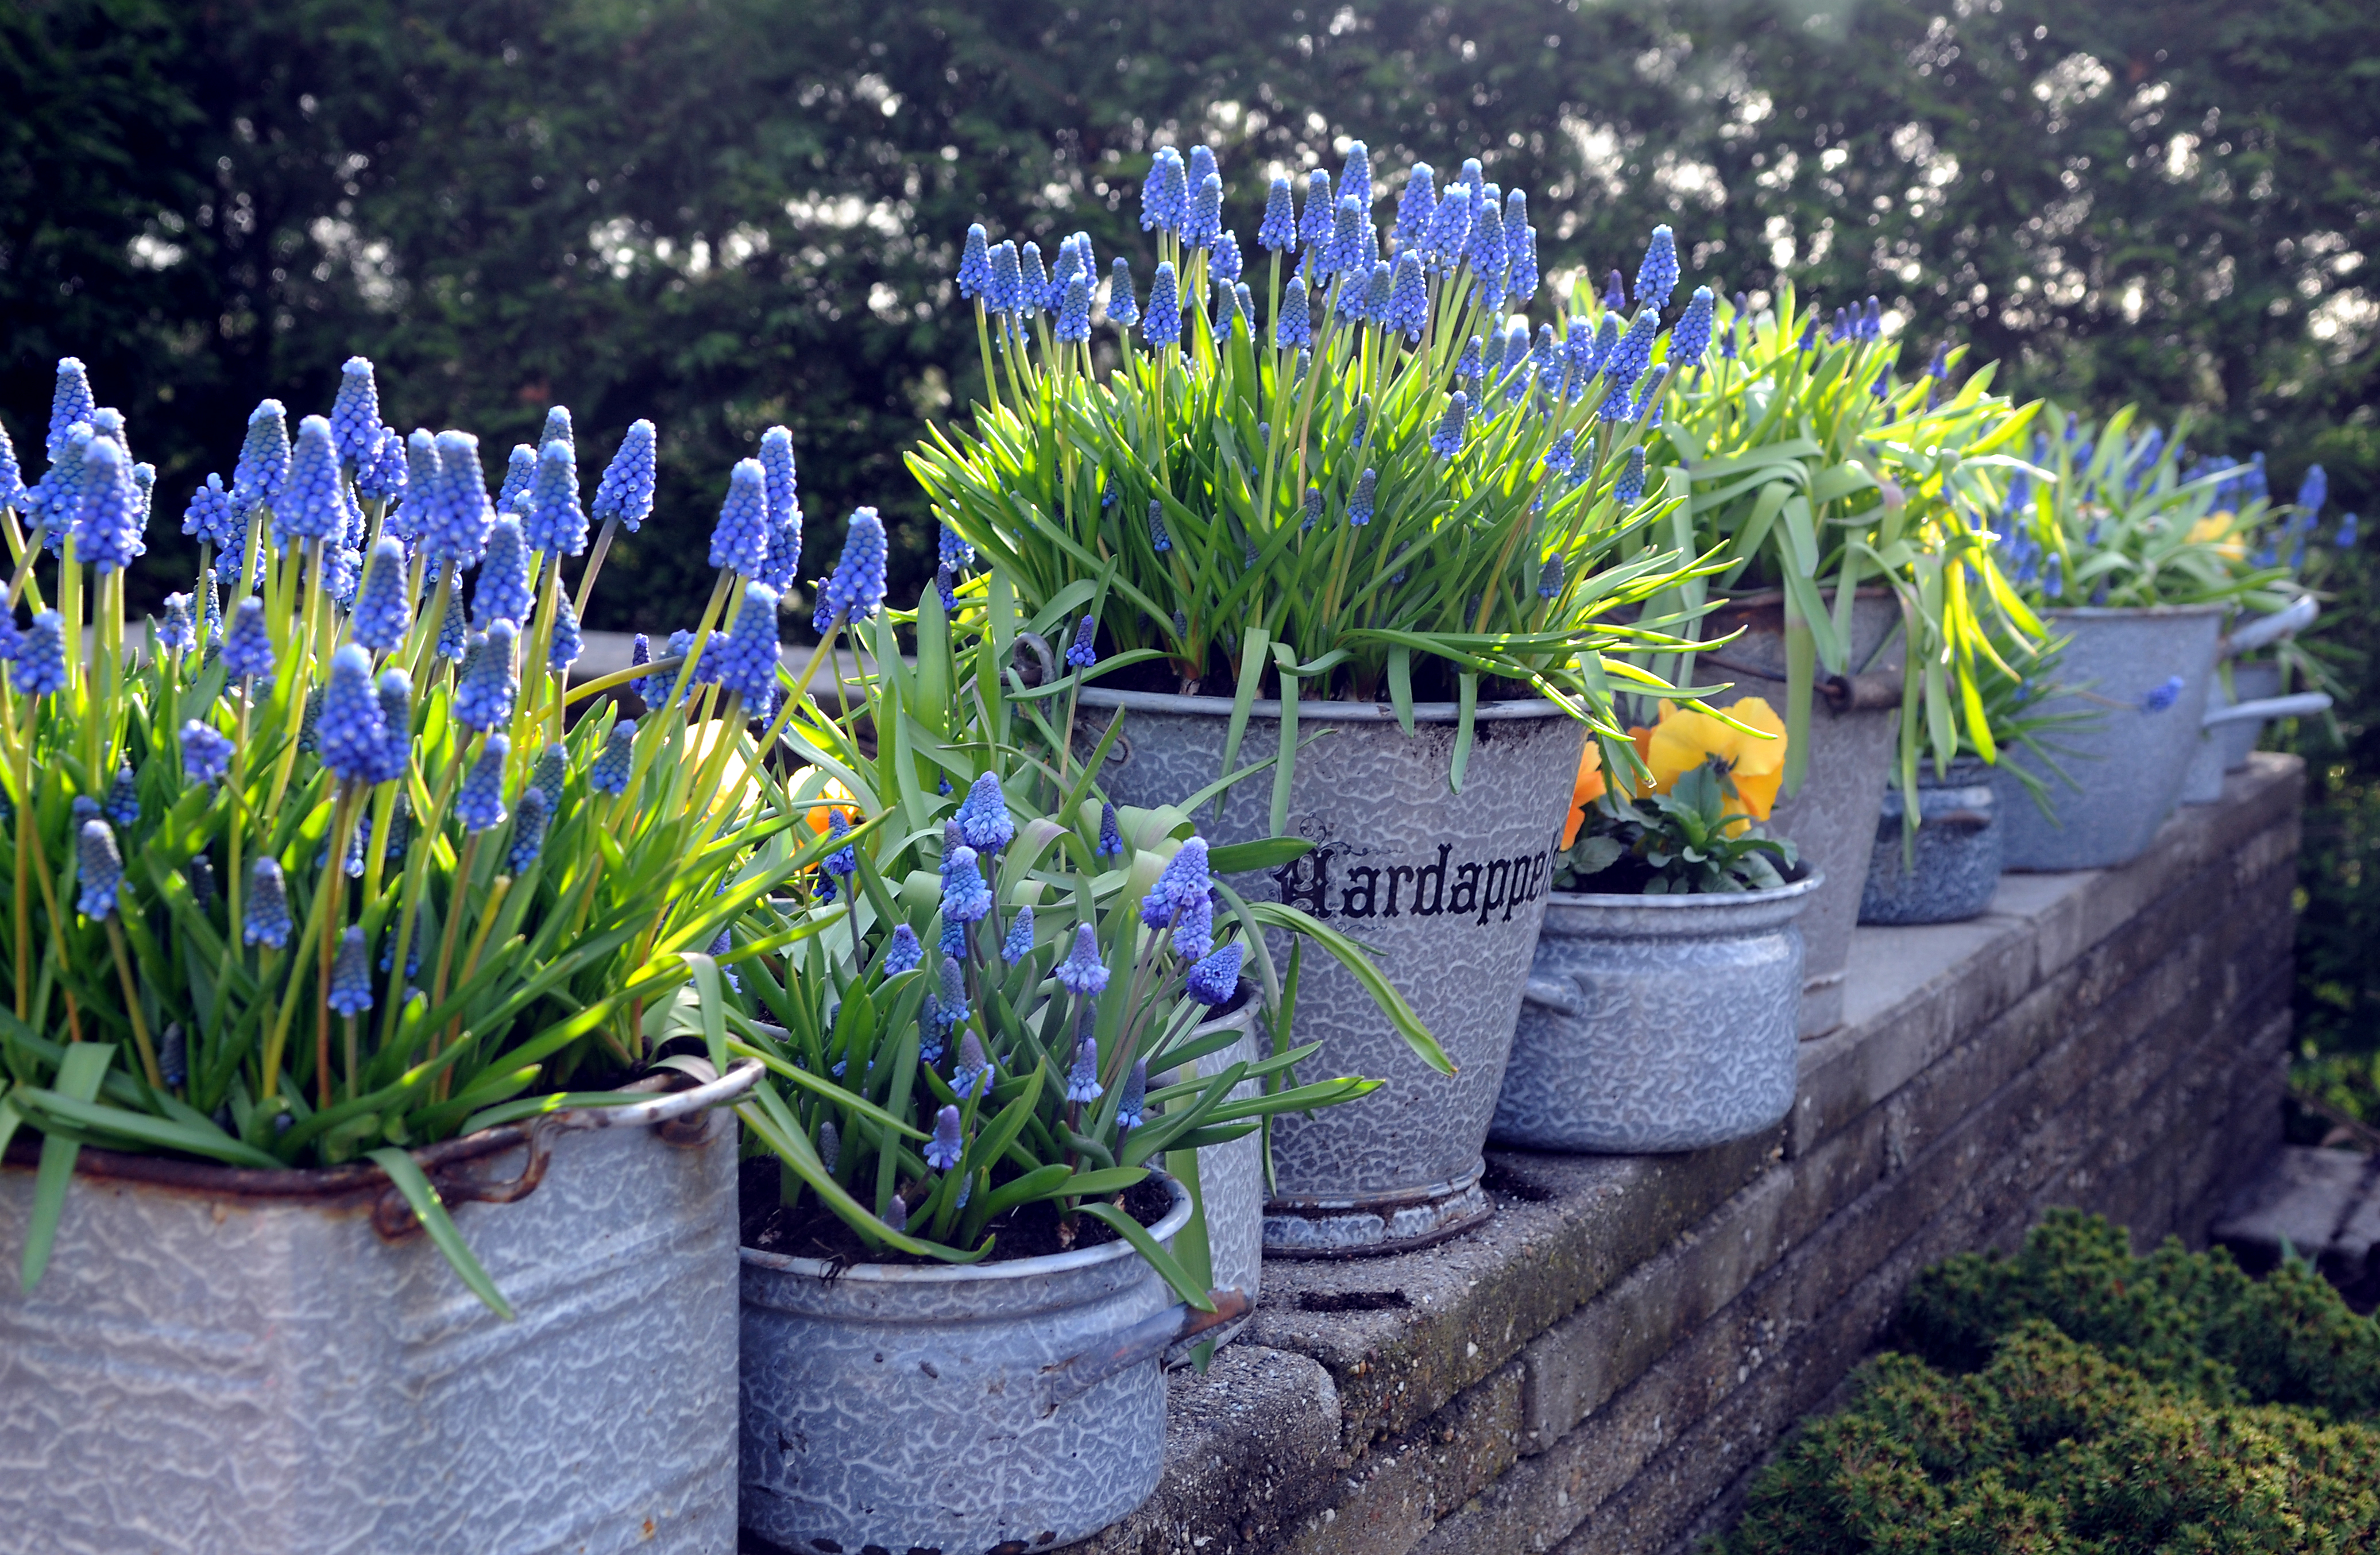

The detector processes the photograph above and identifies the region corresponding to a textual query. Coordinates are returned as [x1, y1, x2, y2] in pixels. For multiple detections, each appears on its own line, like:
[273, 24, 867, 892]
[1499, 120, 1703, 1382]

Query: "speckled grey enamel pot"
[1694, 593, 1902, 1038]
[1175, 988, 1265, 1357]
[0, 1060, 759, 1555]
[1859, 757, 2002, 925]
[739, 1176, 1238, 1553]
[2182, 662, 2298, 803]
[1077, 688, 1583, 1255]
[1996, 606, 2223, 871]
[1492, 871, 1819, 1152]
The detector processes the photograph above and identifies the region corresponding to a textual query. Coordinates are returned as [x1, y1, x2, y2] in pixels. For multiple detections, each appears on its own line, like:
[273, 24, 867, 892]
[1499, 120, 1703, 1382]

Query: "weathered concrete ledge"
[1083, 753, 2301, 1555]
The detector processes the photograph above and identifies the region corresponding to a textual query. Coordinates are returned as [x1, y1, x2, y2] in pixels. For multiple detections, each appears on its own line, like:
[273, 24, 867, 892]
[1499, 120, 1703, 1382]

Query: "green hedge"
[1716, 1210, 2380, 1554]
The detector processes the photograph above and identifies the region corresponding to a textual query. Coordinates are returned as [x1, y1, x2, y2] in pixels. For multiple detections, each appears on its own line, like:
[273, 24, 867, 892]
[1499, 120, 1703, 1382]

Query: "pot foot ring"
[1261, 1171, 1493, 1258]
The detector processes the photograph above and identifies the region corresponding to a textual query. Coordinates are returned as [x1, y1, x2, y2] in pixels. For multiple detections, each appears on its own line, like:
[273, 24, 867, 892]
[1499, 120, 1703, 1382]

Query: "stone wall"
[1085, 753, 2302, 1555]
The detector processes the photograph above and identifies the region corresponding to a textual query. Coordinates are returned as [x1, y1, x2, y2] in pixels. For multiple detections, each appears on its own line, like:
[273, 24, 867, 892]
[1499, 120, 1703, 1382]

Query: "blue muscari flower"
[13, 610, 67, 697]
[1798, 311, 1820, 352]
[535, 741, 566, 811]
[329, 357, 381, 465]
[952, 1030, 994, 1099]
[74, 436, 145, 574]
[2297, 465, 2327, 515]
[324, 541, 365, 605]
[245, 857, 292, 949]
[425, 429, 494, 567]
[816, 506, 888, 629]
[1633, 364, 1672, 425]
[181, 720, 233, 784]
[2338, 513, 2359, 548]
[2138, 675, 2184, 714]
[1861, 296, 1881, 341]
[1871, 367, 1892, 400]
[105, 765, 139, 826]
[1393, 162, 1436, 252]
[932, 564, 959, 612]
[1065, 1035, 1103, 1103]
[1213, 229, 1244, 286]
[350, 538, 411, 651]
[455, 733, 513, 834]
[1671, 287, 1716, 366]
[1000, 903, 1036, 964]
[318, 644, 389, 783]
[221, 597, 274, 684]
[29, 423, 90, 543]
[1721, 321, 1740, 361]
[1423, 184, 1473, 274]
[1261, 176, 1298, 252]
[547, 591, 582, 672]
[1056, 273, 1093, 344]
[541, 405, 574, 454]
[1274, 275, 1312, 348]
[398, 428, 441, 536]
[1320, 196, 1365, 285]
[1829, 305, 1850, 343]
[1049, 232, 1083, 303]
[588, 718, 636, 796]
[1297, 169, 1335, 257]
[1096, 801, 1125, 858]
[1106, 258, 1139, 329]
[710, 458, 771, 576]
[0, 609, 18, 662]
[1113, 1058, 1150, 1132]
[1141, 146, 1189, 233]
[327, 926, 376, 1018]
[1336, 257, 1380, 324]
[937, 521, 973, 574]
[454, 620, 520, 732]
[820, 808, 858, 883]
[1613, 446, 1648, 508]
[1508, 221, 1541, 305]
[1017, 242, 1049, 318]
[183, 471, 237, 548]
[987, 241, 1023, 315]
[1430, 392, 1470, 459]
[1339, 141, 1371, 210]
[1455, 335, 1483, 382]
[941, 842, 992, 927]
[957, 223, 992, 300]
[373, 669, 413, 784]
[717, 582, 782, 714]
[507, 784, 550, 872]
[156, 592, 196, 656]
[474, 513, 534, 628]
[432, 585, 468, 662]
[499, 444, 537, 515]
[875, 923, 924, 979]
[1384, 251, 1429, 341]
[755, 431, 803, 590]
[526, 439, 586, 556]
[357, 426, 408, 506]
[878, 1193, 908, 1235]
[933, 956, 970, 1033]
[924, 1105, 964, 1171]
[1186, 941, 1243, 1007]
[76, 820, 123, 919]
[231, 400, 292, 524]
[1349, 467, 1378, 527]
[1600, 310, 1658, 420]
[1064, 613, 1099, 670]
[47, 358, 95, 462]
[956, 770, 1015, 853]
[1923, 341, 1950, 383]
[589, 419, 658, 533]
[1185, 173, 1223, 250]
[1302, 486, 1324, 532]
[1469, 195, 1506, 289]
[1539, 554, 1565, 598]
[1140, 837, 1210, 928]
[1170, 888, 1214, 961]
[2043, 552, 2064, 599]
[1545, 428, 1578, 475]
[1142, 262, 1183, 350]
[1055, 922, 1109, 996]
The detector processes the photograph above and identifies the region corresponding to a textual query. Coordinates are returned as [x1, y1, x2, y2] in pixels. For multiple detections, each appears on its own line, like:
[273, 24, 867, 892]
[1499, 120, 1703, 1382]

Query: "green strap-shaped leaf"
[1216, 625, 1269, 821]
[366, 1146, 513, 1320]
[20, 1043, 114, 1293]
[1268, 641, 1301, 838]
[1077, 1200, 1215, 1313]
[1450, 673, 1479, 794]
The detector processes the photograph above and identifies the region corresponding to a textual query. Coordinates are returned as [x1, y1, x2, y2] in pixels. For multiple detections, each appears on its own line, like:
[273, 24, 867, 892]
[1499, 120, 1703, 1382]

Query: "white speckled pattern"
[1077, 690, 1585, 1254]
[1492, 877, 1814, 1152]
[0, 1110, 741, 1554]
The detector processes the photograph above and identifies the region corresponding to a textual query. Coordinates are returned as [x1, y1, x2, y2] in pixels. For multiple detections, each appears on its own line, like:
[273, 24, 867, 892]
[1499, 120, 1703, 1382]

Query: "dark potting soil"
[738, 1158, 1174, 1268]
[1099, 648, 1533, 705]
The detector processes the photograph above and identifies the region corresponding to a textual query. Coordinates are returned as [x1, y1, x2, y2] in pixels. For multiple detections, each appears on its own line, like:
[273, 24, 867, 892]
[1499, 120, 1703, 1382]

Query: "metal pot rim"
[1076, 686, 1571, 725]
[0, 1056, 763, 1204]
[2039, 603, 2228, 621]
[741, 1173, 1194, 1285]
[1543, 864, 1826, 911]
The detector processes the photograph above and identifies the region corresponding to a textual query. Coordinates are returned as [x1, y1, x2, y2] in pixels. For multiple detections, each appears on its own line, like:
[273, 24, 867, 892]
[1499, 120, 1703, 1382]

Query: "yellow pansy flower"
[1643, 697, 1788, 824]
[2187, 513, 2247, 562]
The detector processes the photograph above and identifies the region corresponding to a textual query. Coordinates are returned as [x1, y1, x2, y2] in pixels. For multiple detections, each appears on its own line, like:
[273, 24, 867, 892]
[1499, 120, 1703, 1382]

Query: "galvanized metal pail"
[1859, 756, 2002, 925]
[0, 1058, 761, 1555]
[2180, 664, 2327, 804]
[1077, 687, 1584, 1255]
[1492, 871, 1819, 1152]
[1996, 606, 2224, 870]
[1693, 593, 1903, 1038]
[739, 1175, 1244, 1553]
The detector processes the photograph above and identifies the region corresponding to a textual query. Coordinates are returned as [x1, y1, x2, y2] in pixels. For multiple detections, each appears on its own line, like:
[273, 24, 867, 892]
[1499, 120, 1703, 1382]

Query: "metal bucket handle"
[1521, 975, 1583, 1018]
[1037, 1286, 1251, 1415]
[371, 1056, 764, 1241]
[2201, 691, 2331, 730]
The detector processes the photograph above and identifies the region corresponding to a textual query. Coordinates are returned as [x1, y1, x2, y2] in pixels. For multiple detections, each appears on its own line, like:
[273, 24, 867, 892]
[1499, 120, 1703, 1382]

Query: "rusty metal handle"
[1038, 1287, 1251, 1415]
[370, 1057, 763, 1240]
[1690, 653, 1903, 713]
[1925, 809, 1994, 833]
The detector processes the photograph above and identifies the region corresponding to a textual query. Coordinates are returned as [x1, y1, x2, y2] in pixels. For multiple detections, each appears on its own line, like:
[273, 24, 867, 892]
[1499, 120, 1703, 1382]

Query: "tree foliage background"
[3, 0, 2376, 1053]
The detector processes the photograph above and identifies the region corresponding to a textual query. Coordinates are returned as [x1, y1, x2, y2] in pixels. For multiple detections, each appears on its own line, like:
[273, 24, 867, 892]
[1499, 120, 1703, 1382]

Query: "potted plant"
[1983, 405, 2296, 868]
[1647, 297, 2045, 1030]
[725, 757, 1415, 1551]
[910, 144, 1713, 1251]
[1493, 700, 1819, 1153]
[0, 358, 844, 1548]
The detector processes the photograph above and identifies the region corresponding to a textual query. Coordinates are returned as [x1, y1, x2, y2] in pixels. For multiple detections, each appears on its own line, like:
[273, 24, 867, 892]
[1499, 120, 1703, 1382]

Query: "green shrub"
[1714, 1212, 2380, 1554]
